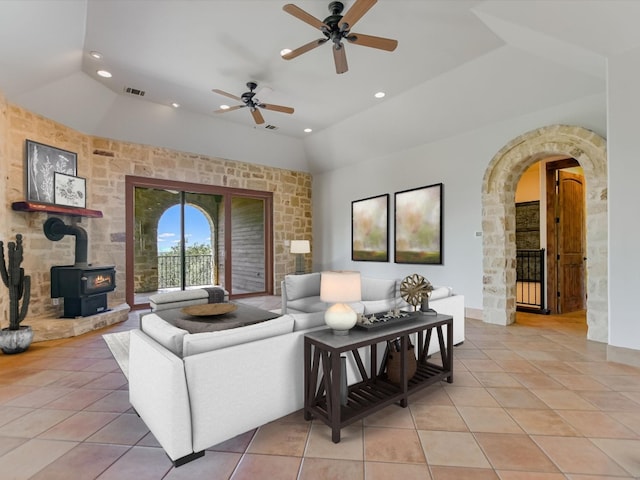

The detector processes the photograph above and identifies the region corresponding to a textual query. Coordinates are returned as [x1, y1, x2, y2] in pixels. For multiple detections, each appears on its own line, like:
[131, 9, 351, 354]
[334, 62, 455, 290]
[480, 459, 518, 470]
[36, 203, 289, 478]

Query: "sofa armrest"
[429, 294, 465, 350]
[129, 330, 194, 462]
[281, 280, 288, 314]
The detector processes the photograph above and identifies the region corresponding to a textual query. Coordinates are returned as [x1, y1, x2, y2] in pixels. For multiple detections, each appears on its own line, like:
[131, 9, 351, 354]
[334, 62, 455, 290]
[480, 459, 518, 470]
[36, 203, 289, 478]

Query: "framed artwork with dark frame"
[54, 172, 86, 208]
[394, 183, 443, 264]
[352, 194, 389, 262]
[25, 139, 77, 204]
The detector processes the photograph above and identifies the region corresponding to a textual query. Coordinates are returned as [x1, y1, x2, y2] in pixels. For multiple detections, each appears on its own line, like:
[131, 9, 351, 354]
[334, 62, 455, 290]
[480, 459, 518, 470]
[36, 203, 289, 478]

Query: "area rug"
[103, 330, 130, 380]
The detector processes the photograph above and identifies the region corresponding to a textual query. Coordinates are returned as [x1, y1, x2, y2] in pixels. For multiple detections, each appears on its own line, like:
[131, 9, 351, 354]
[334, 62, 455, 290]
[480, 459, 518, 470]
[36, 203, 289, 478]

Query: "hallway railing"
[516, 248, 550, 314]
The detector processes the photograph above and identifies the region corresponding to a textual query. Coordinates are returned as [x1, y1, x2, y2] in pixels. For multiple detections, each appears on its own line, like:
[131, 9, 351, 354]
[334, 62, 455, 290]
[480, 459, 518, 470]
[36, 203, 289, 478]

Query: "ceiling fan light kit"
[282, 0, 398, 74]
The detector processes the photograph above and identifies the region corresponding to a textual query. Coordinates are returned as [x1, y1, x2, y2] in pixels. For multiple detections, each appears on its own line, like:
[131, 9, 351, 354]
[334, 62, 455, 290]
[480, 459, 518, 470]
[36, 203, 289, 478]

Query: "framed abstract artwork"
[394, 183, 443, 264]
[26, 140, 77, 204]
[352, 194, 389, 262]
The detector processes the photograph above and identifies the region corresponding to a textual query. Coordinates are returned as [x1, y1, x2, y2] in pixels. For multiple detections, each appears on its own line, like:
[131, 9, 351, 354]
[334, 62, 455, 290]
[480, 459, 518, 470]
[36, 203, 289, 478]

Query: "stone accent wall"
[482, 125, 608, 343]
[0, 93, 6, 322]
[1, 98, 312, 321]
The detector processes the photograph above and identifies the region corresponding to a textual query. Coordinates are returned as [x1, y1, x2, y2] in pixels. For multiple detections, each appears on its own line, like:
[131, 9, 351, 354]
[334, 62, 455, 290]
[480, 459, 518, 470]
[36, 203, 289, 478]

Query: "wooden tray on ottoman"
[182, 303, 237, 316]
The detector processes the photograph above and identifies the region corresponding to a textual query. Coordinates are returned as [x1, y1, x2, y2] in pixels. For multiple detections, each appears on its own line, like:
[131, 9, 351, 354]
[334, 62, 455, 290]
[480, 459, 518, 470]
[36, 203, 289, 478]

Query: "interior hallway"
[0, 299, 639, 479]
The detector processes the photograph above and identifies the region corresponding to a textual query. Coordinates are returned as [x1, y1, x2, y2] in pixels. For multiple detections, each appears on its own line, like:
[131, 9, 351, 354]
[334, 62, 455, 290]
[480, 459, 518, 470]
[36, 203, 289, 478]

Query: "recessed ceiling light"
[220, 104, 230, 110]
[374, 91, 385, 99]
[171, 103, 180, 108]
[97, 70, 112, 78]
[89, 51, 102, 59]
[280, 48, 292, 57]
[304, 128, 312, 133]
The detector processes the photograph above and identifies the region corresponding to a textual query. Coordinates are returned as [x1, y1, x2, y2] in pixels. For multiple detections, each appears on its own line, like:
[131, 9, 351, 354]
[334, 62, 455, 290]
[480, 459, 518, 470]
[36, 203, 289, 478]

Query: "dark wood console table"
[303, 313, 453, 442]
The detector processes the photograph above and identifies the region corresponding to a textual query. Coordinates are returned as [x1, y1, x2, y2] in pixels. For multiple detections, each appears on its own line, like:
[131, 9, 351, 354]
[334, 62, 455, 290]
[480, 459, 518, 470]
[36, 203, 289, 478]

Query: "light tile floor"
[1, 299, 639, 479]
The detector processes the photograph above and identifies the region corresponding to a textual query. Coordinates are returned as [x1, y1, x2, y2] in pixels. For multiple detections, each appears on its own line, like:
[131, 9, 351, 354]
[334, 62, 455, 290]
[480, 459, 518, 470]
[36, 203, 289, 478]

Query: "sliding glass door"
[126, 176, 273, 309]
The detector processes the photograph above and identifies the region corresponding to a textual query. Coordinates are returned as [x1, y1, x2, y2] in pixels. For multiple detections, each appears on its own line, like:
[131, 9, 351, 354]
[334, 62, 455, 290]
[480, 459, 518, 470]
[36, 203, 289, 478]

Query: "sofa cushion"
[182, 315, 295, 357]
[149, 289, 209, 304]
[140, 313, 188, 357]
[292, 312, 326, 331]
[287, 296, 327, 313]
[361, 277, 397, 301]
[284, 272, 321, 301]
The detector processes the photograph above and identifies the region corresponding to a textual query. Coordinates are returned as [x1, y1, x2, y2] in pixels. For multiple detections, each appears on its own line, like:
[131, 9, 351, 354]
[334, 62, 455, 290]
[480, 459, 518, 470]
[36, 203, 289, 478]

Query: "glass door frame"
[125, 175, 274, 310]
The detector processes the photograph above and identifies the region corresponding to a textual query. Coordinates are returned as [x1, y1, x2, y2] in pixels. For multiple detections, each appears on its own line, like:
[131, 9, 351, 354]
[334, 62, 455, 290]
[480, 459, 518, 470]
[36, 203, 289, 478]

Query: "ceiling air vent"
[264, 124, 278, 130]
[124, 86, 146, 97]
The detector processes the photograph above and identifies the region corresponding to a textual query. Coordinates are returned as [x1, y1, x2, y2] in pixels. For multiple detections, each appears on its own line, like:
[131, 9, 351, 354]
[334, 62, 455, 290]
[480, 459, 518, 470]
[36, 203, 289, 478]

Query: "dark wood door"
[557, 171, 586, 313]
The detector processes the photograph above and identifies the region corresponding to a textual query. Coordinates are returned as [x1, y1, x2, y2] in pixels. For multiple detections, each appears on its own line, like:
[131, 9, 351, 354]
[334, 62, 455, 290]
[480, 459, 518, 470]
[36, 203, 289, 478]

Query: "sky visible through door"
[157, 204, 210, 252]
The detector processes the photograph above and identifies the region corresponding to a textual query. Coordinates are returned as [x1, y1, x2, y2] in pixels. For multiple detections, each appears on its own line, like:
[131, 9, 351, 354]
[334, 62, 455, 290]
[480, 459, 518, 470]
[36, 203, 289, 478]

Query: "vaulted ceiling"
[1, 1, 638, 172]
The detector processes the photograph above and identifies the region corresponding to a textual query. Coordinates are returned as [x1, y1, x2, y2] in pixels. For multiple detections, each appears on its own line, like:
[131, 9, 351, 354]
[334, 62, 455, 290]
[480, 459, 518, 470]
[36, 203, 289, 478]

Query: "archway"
[481, 125, 608, 342]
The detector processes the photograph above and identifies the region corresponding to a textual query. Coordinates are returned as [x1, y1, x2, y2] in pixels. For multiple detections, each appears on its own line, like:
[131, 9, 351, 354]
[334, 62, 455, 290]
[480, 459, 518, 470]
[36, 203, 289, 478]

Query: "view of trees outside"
[158, 243, 213, 288]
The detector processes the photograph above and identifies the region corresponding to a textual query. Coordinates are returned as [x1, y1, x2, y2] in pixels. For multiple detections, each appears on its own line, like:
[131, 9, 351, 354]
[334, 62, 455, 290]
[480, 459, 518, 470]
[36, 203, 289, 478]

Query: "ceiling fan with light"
[282, 0, 398, 74]
[212, 81, 294, 125]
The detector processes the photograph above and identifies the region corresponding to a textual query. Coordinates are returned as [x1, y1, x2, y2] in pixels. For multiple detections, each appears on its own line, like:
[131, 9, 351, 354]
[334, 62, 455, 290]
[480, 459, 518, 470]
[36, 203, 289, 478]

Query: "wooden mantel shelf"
[12, 201, 103, 218]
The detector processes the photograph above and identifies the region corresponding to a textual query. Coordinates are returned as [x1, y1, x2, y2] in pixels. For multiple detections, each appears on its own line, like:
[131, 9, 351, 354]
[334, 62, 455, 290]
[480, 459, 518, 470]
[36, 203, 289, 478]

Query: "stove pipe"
[43, 217, 88, 267]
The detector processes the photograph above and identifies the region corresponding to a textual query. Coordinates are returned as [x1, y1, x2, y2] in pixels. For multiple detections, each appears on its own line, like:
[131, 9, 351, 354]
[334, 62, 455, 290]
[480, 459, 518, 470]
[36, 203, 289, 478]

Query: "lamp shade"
[320, 271, 361, 303]
[290, 240, 310, 254]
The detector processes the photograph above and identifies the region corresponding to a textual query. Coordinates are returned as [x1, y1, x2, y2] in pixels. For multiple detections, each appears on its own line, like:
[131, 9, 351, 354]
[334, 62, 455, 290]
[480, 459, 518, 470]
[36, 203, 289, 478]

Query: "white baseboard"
[465, 307, 482, 320]
[607, 344, 640, 369]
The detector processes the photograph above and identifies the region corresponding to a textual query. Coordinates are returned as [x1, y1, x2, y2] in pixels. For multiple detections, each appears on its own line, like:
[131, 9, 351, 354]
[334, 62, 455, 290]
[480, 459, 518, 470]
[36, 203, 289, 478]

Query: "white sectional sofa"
[281, 272, 465, 346]
[129, 310, 328, 466]
[130, 276, 464, 466]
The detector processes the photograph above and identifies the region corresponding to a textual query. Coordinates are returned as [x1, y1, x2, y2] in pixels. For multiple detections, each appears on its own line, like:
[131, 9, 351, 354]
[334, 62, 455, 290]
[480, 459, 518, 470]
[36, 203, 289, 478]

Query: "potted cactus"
[0, 234, 33, 354]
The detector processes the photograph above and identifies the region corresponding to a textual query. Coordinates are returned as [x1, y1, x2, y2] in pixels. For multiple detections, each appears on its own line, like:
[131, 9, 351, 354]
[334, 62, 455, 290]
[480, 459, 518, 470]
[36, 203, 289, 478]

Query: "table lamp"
[290, 240, 310, 274]
[320, 271, 362, 335]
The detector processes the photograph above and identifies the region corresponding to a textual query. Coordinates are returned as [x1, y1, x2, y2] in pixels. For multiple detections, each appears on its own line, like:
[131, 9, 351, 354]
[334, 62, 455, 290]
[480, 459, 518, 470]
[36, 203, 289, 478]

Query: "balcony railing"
[158, 254, 213, 288]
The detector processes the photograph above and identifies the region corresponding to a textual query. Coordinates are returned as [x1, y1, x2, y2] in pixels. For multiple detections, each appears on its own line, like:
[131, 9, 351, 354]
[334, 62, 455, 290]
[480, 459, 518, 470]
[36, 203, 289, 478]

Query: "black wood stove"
[44, 218, 116, 318]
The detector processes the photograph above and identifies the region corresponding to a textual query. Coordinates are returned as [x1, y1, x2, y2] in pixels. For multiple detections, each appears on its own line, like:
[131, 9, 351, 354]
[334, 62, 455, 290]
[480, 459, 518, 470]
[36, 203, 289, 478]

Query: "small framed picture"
[54, 172, 86, 208]
[25, 140, 77, 204]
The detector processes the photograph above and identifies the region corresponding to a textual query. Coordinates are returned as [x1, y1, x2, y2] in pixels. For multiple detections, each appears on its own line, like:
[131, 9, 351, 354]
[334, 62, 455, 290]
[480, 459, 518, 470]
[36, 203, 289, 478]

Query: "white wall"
[313, 93, 606, 312]
[304, 46, 604, 173]
[607, 48, 640, 350]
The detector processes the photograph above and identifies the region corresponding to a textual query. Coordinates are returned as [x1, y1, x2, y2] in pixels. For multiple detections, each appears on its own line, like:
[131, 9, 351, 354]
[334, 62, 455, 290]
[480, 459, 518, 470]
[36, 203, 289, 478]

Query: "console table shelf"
[11, 201, 103, 218]
[304, 313, 453, 442]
